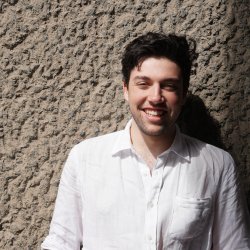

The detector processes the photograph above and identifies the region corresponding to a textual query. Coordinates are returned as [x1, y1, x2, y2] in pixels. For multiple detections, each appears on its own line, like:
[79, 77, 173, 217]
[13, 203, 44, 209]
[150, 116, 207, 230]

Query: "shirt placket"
[140, 159, 164, 250]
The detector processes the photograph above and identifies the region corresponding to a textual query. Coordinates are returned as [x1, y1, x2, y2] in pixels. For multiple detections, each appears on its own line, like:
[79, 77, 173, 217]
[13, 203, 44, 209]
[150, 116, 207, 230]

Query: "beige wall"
[1, 0, 249, 248]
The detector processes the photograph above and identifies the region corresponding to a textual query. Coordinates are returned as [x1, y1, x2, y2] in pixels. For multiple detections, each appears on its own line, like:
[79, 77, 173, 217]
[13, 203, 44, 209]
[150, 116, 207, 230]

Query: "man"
[41, 32, 250, 249]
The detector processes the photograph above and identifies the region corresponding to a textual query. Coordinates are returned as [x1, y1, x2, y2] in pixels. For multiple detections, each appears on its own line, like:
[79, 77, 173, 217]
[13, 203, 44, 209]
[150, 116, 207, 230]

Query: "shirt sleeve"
[212, 153, 250, 249]
[41, 146, 83, 250]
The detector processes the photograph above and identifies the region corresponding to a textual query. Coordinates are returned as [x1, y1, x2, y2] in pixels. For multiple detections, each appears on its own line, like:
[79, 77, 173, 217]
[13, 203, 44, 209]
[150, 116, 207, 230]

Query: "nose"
[148, 83, 164, 104]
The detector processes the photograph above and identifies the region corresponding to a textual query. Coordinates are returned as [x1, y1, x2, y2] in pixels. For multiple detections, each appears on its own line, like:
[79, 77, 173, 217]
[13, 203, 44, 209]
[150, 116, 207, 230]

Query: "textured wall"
[0, 0, 249, 248]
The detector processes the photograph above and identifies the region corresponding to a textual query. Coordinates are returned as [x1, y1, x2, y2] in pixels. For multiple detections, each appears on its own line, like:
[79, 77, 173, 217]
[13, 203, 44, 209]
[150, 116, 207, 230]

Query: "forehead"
[130, 57, 182, 81]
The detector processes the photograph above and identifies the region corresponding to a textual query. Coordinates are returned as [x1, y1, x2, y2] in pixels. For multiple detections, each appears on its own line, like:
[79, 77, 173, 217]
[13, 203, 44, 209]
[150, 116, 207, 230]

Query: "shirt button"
[148, 202, 154, 208]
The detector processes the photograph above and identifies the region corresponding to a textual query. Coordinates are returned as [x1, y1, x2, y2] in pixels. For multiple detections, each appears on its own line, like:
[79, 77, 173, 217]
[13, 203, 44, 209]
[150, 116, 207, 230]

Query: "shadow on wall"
[177, 94, 225, 149]
[228, 1, 250, 211]
[177, 94, 250, 211]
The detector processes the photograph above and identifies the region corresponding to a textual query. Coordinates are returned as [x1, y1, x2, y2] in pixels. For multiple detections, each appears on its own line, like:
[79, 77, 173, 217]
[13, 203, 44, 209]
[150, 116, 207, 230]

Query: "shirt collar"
[159, 126, 191, 162]
[111, 120, 132, 155]
[112, 119, 191, 162]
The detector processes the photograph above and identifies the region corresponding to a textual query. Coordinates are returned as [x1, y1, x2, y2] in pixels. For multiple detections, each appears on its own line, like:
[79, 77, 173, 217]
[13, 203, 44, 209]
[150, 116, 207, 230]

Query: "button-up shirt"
[41, 120, 250, 250]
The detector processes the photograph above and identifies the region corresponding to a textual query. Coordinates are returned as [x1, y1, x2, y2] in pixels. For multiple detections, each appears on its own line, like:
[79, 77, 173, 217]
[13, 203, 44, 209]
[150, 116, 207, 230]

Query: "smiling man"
[123, 56, 185, 169]
[41, 32, 250, 250]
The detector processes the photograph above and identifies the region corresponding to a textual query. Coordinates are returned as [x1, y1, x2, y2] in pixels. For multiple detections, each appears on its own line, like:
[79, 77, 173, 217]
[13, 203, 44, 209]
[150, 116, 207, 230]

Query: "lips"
[143, 108, 166, 117]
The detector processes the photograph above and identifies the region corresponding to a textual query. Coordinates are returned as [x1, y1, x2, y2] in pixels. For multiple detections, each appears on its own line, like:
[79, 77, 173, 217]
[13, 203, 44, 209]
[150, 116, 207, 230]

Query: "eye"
[161, 82, 180, 91]
[135, 81, 149, 89]
[164, 85, 178, 91]
[137, 81, 147, 85]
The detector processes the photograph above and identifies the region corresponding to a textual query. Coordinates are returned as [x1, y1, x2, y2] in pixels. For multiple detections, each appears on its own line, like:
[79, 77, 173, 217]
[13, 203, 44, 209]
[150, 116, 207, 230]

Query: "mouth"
[143, 108, 166, 117]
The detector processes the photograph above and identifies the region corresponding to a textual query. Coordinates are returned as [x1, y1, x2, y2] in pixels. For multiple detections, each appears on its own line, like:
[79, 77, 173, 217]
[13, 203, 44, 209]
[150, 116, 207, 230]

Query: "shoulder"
[70, 130, 123, 157]
[64, 130, 124, 178]
[181, 133, 234, 168]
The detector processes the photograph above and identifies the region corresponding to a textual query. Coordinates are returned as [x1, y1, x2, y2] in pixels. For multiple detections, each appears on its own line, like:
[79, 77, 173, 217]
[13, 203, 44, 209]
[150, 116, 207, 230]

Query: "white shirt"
[41, 120, 250, 250]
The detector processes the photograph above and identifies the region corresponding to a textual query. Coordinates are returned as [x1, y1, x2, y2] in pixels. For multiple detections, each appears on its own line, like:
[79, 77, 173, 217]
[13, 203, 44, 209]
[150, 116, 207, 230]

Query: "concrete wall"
[1, 0, 249, 248]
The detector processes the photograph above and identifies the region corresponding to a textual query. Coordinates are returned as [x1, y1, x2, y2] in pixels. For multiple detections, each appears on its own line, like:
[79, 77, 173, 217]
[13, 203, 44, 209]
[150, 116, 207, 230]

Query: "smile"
[144, 109, 165, 116]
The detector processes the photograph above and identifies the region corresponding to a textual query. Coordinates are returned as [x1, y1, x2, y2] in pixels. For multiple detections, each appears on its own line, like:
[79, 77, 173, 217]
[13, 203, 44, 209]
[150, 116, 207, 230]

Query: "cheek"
[166, 93, 183, 106]
[128, 92, 146, 104]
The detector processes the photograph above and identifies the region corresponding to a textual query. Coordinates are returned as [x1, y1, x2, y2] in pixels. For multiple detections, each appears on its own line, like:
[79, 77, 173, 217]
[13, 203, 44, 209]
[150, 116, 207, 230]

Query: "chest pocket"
[168, 196, 211, 240]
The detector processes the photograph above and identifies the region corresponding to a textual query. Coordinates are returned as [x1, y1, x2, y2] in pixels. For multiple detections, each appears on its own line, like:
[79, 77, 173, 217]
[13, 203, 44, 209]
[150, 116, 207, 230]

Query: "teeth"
[145, 110, 163, 116]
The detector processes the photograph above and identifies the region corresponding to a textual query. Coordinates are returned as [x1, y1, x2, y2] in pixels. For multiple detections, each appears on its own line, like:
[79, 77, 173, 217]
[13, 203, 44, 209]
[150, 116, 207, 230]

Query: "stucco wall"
[0, 0, 249, 248]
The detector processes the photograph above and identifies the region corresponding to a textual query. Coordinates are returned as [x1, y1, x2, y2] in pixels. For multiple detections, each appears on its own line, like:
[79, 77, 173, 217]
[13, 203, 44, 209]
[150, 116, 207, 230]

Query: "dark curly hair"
[121, 32, 196, 95]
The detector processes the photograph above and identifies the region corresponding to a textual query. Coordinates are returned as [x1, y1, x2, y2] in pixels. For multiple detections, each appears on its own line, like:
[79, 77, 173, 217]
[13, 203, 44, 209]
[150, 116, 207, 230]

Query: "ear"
[182, 95, 187, 106]
[181, 89, 188, 106]
[123, 81, 129, 101]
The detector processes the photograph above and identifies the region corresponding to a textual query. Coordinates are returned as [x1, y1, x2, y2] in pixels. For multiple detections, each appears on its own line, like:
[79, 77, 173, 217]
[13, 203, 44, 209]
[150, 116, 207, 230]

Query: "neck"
[130, 121, 176, 169]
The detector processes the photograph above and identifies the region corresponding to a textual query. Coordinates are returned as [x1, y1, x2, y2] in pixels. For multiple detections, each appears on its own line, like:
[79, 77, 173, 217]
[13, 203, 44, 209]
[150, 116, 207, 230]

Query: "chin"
[145, 131, 165, 137]
[141, 126, 166, 137]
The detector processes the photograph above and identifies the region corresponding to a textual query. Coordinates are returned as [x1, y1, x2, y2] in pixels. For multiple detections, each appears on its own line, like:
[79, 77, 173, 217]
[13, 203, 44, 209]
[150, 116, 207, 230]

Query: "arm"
[41, 146, 83, 250]
[212, 153, 250, 249]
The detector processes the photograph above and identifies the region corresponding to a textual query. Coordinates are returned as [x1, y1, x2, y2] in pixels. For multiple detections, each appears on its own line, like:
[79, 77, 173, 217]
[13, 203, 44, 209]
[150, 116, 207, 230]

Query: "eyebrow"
[133, 76, 151, 81]
[133, 76, 181, 83]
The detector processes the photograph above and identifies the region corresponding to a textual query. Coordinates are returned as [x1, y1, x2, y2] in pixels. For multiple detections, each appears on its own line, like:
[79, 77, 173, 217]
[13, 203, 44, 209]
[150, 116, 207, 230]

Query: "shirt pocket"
[168, 196, 211, 240]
